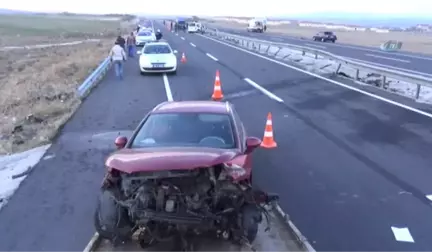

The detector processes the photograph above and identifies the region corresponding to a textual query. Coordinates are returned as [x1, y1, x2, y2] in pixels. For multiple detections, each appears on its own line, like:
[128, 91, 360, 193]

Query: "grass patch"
[0, 14, 136, 154]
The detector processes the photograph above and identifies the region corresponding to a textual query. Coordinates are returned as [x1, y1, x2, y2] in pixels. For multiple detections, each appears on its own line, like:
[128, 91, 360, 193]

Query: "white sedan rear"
[138, 42, 177, 74]
[135, 30, 156, 46]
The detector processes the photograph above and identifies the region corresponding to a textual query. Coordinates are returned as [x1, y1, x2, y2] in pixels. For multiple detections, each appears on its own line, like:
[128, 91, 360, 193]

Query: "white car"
[135, 29, 156, 46]
[187, 22, 200, 33]
[138, 41, 177, 75]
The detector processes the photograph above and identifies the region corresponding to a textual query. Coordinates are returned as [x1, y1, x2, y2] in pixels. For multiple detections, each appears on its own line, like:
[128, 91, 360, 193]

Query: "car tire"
[241, 204, 261, 243]
[170, 70, 177, 75]
[94, 190, 133, 243]
[332, 39, 335, 43]
[140, 70, 145, 75]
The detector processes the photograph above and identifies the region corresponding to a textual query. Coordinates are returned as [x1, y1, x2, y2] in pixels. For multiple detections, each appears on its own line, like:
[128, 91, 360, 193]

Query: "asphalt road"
[1, 22, 432, 251]
[212, 25, 432, 77]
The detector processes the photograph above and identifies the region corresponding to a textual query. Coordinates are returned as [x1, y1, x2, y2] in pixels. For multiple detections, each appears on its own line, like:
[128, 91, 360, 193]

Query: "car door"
[228, 106, 253, 180]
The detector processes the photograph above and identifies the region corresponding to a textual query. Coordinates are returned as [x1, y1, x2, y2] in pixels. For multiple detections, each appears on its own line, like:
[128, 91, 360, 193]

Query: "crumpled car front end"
[94, 149, 278, 250]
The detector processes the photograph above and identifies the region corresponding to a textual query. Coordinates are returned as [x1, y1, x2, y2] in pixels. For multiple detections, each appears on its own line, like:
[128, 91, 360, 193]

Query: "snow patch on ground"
[215, 33, 432, 104]
[0, 144, 50, 210]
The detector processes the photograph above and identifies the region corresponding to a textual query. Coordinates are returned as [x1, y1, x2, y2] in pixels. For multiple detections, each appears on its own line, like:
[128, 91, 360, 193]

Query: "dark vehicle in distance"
[313, 31, 337, 43]
[94, 101, 279, 250]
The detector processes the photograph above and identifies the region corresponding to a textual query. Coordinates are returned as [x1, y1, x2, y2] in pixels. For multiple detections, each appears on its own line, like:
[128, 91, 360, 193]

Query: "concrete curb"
[272, 202, 316, 252]
[83, 232, 101, 252]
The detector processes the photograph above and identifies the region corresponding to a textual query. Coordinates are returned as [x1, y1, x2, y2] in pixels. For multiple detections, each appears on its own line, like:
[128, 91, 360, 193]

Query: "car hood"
[106, 147, 239, 174]
[141, 54, 174, 62]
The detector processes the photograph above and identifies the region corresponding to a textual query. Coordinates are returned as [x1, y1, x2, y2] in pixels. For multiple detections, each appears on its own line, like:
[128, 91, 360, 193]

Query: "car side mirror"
[114, 136, 127, 149]
[245, 136, 262, 153]
[173, 50, 178, 54]
[137, 50, 142, 55]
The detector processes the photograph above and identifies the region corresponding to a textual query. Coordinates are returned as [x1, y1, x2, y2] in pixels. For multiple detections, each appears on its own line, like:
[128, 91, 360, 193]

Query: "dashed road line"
[244, 78, 284, 103]
[365, 53, 410, 63]
[426, 194, 432, 201]
[198, 34, 432, 120]
[190, 42, 196, 47]
[162, 74, 173, 101]
[206, 53, 218, 61]
[391, 226, 415, 243]
[181, 37, 185, 40]
[175, 33, 178, 36]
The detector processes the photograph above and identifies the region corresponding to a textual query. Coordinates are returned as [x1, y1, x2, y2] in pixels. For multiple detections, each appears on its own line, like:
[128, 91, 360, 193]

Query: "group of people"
[109, 27, 163, 80]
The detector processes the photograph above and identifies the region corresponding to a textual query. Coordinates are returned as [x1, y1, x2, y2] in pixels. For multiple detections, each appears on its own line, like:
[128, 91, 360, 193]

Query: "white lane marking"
[190, 42, 196, 47]
[305, 43, 326, 49]
[162, 74, 173, 101]
[426, 194, 432, 201]
[175, 33, 178, 36]
[365, 54, 410, 63]
[83, 232, 99, 252]
[244, 78, 284, 103]
[206, 53, 218, 61]
[391, 226, 415, 243]
[343, 56, 432, 77]
[198, 34, 432, 119]
[181, 37, 185, 40]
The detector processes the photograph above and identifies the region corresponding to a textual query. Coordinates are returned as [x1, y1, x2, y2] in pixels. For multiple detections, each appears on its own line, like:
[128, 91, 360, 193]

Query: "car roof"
[152, 101, 231, 114]
[144, 41, 170, 47]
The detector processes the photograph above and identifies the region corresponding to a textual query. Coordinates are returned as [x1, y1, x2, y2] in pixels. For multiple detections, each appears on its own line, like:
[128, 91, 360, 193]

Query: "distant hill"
[0, 8, 36, 14]
[274, 12, 432, 27]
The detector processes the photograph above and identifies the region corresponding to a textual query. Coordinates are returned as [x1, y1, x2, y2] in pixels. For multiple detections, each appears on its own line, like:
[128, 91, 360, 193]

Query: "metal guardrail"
[204, 29, 432, 100]
[77, 57, 112, 99]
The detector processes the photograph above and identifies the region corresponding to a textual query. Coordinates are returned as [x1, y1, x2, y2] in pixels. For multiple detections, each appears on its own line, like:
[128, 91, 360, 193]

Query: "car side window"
[230, 106, 246, 150]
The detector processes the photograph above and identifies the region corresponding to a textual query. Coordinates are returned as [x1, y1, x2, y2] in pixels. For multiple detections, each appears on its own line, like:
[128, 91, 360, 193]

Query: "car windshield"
[138, 31, 152, 36]
[131, 113, 236, 149]
[143, 45, 171, 54]
[189, 23, 196, 27]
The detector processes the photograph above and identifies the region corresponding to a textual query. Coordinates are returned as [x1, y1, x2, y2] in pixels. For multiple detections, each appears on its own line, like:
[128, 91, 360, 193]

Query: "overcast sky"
[2, 0, 432, 16]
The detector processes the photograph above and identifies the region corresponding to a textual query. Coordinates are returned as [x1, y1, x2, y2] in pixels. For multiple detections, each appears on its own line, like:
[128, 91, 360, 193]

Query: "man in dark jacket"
[155, 29, 163, 40]
[116, 35, 126, 50]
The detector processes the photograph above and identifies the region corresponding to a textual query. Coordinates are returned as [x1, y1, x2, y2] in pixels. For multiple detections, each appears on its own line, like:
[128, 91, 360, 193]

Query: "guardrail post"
[302, 50, 306, 56]
[258, 44, 261, 51]
[336, 63, 342, 74]
[274, 47, 282, 56]
[415, 84, 421, 99]
[315, 53, 318, 59]
[355, 69, 360, 80]
[381, 76, 386, 88]
[265, 45, 270, 54]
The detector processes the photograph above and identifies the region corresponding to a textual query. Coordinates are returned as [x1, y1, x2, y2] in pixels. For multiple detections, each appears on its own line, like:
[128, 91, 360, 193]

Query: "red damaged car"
[94, 100, 278, 250]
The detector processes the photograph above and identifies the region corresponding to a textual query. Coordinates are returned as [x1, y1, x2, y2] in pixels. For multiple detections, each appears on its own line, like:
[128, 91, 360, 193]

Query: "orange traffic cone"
[211, 70, 224, 101]
[261, 112, 277, 148]
[181, 53, 187, 63]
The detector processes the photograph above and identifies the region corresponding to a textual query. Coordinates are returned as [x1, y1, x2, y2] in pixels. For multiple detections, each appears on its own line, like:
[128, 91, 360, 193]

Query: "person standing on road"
[126, 32, 136, 57]
[109, 41, 127, 80]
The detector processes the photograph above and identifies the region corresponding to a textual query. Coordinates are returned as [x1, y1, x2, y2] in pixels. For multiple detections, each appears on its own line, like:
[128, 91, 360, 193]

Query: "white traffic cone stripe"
[264, 131, 273, 137]
[214, 86, 221, 90]
[266, 120, 272, 125]
[215, 76, 220, 81]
